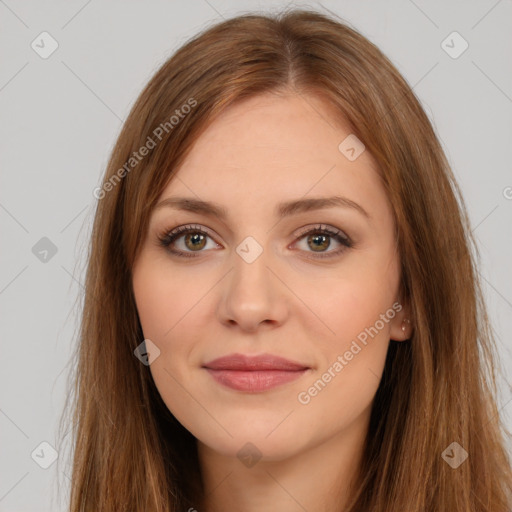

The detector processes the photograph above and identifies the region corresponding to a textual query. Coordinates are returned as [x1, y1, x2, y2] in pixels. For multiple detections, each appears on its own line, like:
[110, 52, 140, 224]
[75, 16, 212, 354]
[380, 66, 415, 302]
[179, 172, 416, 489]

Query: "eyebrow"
[154, 195, 371, 220]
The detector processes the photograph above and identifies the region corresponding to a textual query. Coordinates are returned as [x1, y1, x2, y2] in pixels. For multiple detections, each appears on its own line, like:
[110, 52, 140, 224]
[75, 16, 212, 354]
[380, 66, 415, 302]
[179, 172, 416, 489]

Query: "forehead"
[158, 93, 387, 218]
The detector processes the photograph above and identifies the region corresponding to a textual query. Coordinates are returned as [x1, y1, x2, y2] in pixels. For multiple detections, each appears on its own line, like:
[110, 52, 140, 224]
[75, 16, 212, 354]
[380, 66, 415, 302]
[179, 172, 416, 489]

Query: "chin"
[192, 415, 313, 461]
[198, 433, 306, 463]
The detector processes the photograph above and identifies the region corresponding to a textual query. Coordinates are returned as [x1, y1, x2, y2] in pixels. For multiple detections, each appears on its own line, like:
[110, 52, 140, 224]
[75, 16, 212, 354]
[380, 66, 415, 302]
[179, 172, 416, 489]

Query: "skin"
[132, 91, 412, 512]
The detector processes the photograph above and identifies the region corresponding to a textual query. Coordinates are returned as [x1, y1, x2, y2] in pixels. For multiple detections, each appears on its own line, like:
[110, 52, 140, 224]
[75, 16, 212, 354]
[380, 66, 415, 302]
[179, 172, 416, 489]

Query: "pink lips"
[202, 353, 310, 392]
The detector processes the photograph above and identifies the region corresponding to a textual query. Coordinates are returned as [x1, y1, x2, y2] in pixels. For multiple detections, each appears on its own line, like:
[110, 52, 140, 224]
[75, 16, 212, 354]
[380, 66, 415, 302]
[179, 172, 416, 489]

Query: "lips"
[202, 353, 310, 392]
[203, 353, 309, 371]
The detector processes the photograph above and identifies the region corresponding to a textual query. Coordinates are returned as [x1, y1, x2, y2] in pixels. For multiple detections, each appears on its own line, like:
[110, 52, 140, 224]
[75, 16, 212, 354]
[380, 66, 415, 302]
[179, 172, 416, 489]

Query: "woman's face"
[132, 92, 409, 461]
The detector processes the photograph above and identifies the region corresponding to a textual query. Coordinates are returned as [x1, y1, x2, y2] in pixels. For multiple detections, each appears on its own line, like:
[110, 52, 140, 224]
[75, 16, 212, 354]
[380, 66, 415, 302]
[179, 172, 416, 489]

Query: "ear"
[389, 298, 413, 342]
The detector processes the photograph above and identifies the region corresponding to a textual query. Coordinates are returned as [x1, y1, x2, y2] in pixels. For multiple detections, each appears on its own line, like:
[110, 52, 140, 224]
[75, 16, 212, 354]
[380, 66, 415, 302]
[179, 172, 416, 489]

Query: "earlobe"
[400, 317, 412, 341]
[390, 313, 413, 342]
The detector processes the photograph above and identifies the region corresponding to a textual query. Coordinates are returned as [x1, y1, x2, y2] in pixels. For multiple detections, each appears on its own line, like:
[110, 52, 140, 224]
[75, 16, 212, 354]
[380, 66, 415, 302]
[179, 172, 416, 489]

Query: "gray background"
[1, 1, 511, 510]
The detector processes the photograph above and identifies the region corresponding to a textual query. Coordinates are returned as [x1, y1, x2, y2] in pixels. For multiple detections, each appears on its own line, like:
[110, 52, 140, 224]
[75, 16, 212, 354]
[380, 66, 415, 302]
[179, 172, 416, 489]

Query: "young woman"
[61, 8, 512, 511]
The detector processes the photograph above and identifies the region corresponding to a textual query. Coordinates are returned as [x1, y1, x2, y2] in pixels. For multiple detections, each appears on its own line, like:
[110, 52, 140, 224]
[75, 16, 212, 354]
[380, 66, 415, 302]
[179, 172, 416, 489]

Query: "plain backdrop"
[0, 1, 511, 510]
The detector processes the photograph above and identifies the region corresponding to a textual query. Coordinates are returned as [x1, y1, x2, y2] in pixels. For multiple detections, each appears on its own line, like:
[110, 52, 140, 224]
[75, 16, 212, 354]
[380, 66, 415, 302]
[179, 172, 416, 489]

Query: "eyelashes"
[157, 223, 353, 260]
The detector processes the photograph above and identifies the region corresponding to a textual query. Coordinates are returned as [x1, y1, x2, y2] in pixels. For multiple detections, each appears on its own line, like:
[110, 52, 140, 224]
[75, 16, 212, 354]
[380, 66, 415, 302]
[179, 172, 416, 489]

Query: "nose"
[216, 244, 289, 333]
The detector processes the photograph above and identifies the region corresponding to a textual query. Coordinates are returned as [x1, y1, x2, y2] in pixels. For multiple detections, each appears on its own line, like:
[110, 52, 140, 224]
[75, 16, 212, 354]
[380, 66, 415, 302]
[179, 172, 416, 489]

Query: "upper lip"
[203, 353, 310, 371]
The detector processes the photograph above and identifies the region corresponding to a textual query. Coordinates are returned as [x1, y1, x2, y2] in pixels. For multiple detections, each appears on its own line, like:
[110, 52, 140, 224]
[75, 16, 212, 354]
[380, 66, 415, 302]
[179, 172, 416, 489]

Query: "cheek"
[132, 260, 203, 341]
[295, 258, 399, 341]
[133, 283, 168, 342]
[296, 255, 398, 390]
[297, 283, 394, 422]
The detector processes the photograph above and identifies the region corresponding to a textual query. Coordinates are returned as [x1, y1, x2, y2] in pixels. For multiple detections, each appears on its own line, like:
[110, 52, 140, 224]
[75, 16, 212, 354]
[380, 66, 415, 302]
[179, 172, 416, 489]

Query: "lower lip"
[205, 369, 309, 392]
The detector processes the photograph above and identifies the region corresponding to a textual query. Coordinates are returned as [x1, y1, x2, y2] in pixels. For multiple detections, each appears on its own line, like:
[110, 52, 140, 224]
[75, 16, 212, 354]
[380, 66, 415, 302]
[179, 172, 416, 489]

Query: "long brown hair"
[59, 8, 512, 511]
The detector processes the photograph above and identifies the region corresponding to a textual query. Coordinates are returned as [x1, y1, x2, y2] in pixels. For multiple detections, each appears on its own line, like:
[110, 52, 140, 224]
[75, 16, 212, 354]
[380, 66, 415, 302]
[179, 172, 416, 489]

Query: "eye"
[291, 224, 352, 259]
[157, 224, 220, 258]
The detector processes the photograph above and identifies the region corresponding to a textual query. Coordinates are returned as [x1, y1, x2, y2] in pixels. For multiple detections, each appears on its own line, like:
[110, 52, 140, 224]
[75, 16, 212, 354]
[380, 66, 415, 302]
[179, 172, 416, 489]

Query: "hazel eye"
[157, 224, 219, 258]
[292, 224, 352, 259]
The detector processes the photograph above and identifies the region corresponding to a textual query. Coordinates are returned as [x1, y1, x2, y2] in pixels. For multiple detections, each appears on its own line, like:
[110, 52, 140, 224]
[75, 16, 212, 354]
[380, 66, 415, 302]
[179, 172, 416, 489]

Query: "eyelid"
[293, 223, 350, 242]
